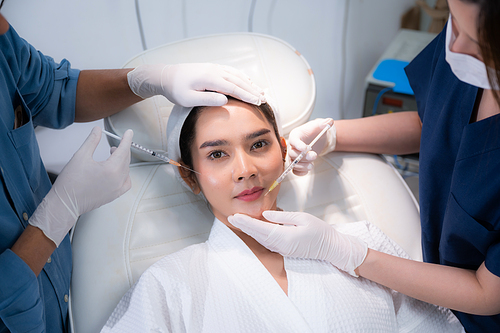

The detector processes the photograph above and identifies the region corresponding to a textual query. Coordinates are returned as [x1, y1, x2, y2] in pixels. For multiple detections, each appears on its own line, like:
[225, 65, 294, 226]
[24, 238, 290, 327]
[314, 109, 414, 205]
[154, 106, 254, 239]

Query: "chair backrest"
[104, 32, 316, 162]
[69, 33, 421, 333]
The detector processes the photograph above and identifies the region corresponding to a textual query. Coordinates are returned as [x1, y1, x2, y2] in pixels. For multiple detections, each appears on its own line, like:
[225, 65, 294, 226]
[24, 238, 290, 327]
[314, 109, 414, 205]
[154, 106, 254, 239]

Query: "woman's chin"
[212, 196, 277, 223]
[235, 202, 276, 220]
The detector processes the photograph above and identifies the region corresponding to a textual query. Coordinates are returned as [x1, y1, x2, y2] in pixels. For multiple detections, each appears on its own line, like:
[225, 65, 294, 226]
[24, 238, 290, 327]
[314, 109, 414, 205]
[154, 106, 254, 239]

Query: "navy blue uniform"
[406, 24, 500, 332]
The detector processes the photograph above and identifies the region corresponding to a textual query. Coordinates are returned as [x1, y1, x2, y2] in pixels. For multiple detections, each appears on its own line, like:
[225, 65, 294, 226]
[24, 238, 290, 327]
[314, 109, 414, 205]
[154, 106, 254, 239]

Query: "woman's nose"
[232, 151, 257, 181]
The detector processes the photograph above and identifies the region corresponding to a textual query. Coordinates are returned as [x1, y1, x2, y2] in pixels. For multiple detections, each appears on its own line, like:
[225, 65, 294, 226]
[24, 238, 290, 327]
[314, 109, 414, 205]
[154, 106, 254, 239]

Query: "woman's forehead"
[194, 102, 271, 139]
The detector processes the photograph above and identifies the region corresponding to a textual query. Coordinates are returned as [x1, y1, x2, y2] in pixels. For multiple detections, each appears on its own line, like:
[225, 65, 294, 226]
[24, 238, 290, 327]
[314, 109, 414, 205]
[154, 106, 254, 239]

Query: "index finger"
[220, 65, 264, 94]
[219, 66, 265, 105]
[211, 76, 263, 106]
[75, 126, 102, 159]
[228, 213, 278, 239]
[262, 210, 308, 226]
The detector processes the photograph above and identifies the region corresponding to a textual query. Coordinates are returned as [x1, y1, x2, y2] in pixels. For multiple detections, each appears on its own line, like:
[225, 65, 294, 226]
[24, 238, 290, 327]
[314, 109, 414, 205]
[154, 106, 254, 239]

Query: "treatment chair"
[69, 33, 421, 333]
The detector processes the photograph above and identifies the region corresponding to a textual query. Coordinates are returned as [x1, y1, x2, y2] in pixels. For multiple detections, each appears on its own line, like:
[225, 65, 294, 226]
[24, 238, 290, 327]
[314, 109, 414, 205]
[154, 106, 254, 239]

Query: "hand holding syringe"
[265, 122, 332, 196]
[103, 130, 199, 174]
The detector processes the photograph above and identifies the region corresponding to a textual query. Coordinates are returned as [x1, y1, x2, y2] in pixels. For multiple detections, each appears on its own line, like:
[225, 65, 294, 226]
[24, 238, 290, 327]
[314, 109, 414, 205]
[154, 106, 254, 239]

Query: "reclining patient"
[102, 97, 464, 332]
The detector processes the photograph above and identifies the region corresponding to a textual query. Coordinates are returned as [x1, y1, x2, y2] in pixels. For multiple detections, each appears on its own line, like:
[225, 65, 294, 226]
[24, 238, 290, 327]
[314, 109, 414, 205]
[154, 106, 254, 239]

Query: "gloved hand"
[288, 118, 336, 176]
[29, 127, 133, 246]
[228, 210, 367, 277]
[127, 63, 266, 107]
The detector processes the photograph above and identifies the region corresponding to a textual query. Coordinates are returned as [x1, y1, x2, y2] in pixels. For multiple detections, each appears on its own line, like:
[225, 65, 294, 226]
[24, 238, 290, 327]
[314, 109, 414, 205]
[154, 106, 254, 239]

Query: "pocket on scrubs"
[439, 193, 500, 270]
[8, 90, 42, 192]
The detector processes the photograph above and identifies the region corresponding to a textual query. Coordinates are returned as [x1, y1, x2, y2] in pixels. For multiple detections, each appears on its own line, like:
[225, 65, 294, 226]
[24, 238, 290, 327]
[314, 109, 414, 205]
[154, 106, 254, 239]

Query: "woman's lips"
[235, 187, 264, 202]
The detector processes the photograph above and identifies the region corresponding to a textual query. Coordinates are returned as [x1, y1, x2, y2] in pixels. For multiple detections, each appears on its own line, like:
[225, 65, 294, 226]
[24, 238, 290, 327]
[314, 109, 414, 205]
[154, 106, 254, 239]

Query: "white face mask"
[445, 15, 497, 90]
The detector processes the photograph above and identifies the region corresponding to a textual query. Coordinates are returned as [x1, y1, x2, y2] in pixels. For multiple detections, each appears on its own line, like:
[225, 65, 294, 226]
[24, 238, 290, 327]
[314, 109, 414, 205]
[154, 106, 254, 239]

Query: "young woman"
[101, 98, 463, 332]
[0, 4, 263, 330]
[229, 1, 500, 332]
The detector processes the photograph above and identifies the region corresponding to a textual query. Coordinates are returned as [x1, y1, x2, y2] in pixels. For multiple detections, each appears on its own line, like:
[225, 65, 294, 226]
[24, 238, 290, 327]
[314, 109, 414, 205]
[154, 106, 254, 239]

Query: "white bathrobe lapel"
[206, 218, 314, 333]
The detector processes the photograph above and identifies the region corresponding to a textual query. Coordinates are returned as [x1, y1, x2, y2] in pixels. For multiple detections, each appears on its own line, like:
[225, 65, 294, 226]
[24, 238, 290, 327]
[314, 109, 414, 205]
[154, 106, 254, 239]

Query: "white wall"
[2, 0, 143, 172]
[2, 0, 415, 173]
[342, 0, 418, 119]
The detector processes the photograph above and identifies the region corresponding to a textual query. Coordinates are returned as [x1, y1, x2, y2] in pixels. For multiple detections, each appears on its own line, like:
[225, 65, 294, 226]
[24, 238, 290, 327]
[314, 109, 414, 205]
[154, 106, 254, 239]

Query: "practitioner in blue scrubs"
[0, 4, 264, 332]
[229, 0, 500, 332]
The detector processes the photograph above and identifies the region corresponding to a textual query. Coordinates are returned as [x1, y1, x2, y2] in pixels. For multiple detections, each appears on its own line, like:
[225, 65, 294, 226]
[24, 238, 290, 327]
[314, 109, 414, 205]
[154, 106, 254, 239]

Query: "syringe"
[265, 123, 332, 196]
[102, 130, 199, 174]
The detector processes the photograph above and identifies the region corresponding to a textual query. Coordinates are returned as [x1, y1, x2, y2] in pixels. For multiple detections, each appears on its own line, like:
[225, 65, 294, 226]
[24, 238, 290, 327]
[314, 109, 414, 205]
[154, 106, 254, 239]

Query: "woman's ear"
[178, 162, 201, 194]
[280, 137, 287, 161]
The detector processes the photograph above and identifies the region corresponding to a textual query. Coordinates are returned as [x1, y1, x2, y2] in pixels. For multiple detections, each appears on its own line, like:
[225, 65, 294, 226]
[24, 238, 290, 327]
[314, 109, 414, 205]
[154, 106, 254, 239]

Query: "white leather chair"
[69, 33, 421, 333]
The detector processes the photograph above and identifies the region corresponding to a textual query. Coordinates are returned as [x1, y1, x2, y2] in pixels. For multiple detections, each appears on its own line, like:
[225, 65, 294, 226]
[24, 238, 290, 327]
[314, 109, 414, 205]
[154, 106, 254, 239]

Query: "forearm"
[11, 225, 56, 276]
[74, 69, 142, 122]
[357, 249, 500, 315]
[334, 111, 422, 155]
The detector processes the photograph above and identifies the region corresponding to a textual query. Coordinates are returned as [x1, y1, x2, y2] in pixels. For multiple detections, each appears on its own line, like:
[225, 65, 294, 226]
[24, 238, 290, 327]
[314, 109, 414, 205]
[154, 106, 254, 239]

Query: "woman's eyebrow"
[245, 128, 271, 141]
[199, 139, 229, 149]
[199, 129, 271, 149]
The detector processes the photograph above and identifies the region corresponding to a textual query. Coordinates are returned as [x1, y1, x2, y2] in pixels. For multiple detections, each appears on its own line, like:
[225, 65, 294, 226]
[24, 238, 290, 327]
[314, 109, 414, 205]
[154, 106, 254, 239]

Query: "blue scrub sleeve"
[32, 57, 80, 129]
[9, 25, 79, 129]
[0, 250, 44, 332]
[21, 53, 79, 129]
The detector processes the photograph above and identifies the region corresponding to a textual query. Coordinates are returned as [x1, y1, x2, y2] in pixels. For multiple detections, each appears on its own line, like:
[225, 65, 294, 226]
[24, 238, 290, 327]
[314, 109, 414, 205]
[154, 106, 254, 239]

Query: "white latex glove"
[288, 118, 336, 176]
[228, 210, 367, 277]
[127, 63, 266, 107]
[29, 127, 133, 246]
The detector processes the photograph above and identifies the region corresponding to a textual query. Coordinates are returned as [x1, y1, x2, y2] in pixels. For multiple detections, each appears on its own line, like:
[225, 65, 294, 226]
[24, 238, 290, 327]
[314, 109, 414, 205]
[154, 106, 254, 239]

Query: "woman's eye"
[209, 151, 226, 159]
[252, 140, 268, 150]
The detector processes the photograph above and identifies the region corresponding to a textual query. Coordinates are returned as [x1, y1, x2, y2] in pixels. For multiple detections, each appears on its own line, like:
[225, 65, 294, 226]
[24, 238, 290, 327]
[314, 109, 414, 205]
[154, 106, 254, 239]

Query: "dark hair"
[179, 97, 280, 169]
[461, 0, 500, 106]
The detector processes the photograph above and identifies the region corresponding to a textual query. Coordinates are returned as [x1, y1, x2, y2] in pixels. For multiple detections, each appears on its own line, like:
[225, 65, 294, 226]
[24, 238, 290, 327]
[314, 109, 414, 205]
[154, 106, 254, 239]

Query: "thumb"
[321, 118, 334, 128]
[108, 129, 133, 162]
[304, 150, 317, 162]
[262, 210, 308, 226]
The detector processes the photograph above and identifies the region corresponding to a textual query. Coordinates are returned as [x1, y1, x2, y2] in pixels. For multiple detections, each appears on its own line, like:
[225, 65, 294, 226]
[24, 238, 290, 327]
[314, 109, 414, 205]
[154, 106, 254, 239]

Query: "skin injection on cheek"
[265, 123, 332, 196]
[102, 130, 199, 174]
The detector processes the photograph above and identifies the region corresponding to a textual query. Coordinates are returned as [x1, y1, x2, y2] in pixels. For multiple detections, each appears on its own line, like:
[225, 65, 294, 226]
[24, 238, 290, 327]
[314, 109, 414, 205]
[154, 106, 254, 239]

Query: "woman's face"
[448, 0, 482, 61]
[186, 99, 285, 226]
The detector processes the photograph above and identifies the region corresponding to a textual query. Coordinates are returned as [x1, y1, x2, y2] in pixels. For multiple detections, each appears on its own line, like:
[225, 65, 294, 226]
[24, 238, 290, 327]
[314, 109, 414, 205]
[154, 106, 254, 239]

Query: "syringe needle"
[152, 152, 200, 175]
[102, 130, 123, 141]
[102, 130, 200, 175]
[265, 123, 332, 196]
[264, 180, 279, 197]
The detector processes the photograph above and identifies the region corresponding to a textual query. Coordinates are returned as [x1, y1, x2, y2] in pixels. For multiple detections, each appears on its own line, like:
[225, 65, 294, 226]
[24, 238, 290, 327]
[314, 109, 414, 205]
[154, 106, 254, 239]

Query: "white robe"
[102, 219, 464, 333]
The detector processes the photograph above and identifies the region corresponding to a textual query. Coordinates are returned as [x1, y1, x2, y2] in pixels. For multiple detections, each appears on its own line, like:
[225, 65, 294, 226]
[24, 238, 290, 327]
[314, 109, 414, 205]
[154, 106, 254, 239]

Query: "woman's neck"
[472, 89, 500, 123]
[221, 217, 288, 295]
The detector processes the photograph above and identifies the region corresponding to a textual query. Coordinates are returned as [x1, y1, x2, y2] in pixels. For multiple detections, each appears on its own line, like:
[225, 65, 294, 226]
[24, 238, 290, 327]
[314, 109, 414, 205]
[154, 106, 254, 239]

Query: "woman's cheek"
[198, 173, 223, 198]
[267, 151, 285, 178]
[203, 173, 221, 188]
[195, 160, 220, 185]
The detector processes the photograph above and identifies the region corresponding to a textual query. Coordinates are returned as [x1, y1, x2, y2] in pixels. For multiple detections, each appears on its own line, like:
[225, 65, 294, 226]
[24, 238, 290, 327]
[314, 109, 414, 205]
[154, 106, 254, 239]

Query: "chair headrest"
[105, 33, 316, 162]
